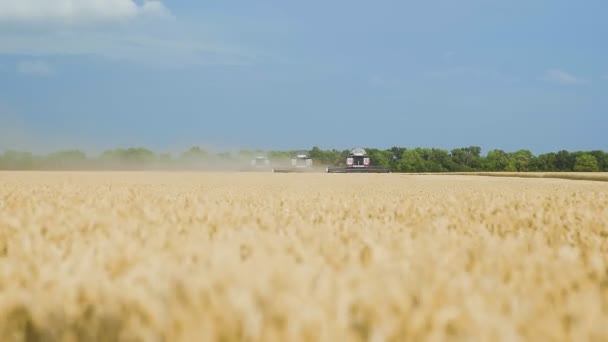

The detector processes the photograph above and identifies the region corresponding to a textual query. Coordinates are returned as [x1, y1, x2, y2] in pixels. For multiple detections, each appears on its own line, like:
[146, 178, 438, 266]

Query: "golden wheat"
[0, 172, 607, 341]
[451, 172, 608, 182]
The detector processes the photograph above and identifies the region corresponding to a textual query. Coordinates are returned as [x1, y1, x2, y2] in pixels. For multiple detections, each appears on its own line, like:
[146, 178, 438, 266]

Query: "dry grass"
[1, 172, 607, 342]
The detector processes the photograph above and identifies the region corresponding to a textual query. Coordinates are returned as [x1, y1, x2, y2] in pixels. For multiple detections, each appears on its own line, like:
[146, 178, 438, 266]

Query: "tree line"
[0, 146, 606, 172]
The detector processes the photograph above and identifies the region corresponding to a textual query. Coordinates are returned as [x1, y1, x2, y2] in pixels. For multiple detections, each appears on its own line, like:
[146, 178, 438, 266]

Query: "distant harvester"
[240, 155, 273, 172]
[251, 156, 271, 168]
[327, 148, 390, 173]
[273, 150, 314, 173]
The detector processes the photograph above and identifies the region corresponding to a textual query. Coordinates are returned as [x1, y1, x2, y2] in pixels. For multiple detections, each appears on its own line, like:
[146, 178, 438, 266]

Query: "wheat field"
[0, 172, 607, 342]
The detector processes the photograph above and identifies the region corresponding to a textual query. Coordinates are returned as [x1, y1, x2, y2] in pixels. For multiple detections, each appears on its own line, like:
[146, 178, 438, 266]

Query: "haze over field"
[0, 1, 607, 153]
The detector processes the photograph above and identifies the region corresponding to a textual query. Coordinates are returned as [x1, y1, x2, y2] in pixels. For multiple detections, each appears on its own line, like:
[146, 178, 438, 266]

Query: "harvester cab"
[273, 150, 314, 173]
[327, 148, 390, 173]
[346, 148, 370, 168]
[291, 151, 313, 168]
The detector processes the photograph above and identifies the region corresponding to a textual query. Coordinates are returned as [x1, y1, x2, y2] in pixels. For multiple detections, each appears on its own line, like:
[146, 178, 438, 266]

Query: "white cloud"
[0, 2, 254, 68]
[16, 60, 54, 76]
[542, 69, 587, 85]
[141, 1, 171, 18]
[0, 0, 170, 25]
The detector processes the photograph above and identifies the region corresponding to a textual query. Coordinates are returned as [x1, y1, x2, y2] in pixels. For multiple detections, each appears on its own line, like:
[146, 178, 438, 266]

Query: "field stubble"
[0, 172, 607, 341]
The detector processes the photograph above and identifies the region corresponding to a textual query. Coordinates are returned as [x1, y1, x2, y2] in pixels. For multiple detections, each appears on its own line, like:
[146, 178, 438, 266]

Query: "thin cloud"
[140, 1, 171, 18]
[0, 31, 253, 68]
[0, 0, 170, 26]
[427, 66, 520, 84]
[0, 3, 254, 69]
[542, 69, 587, 85]
[16, 60, 55, 76]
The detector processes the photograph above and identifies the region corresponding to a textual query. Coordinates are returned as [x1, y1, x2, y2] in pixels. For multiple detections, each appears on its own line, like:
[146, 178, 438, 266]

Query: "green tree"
[555, 150, 575, 171]
[100, 147, 156, 165]
[390, 147, 406, 159]
[45, 149, 87, 169]
[309, 146, 323, 160]
[428, 149, 450, 171]
[398, 149, 425, 172]
[588, 150, 608, 171]
[412, 148, 445, 172]
[450, 146, 481, 170]
[573, 154, 599, 172]
[510, 149, 534, 172]
[484, 149, 510, 171]
[124, 148, 156, 163]
[531, 153, 557, 172]
[181, 146, 208, 161]
[366, 148, 392, 168]
[267, 150, 291, 160]
[0, 150, 37, 170]
[47, 149, 86, 161]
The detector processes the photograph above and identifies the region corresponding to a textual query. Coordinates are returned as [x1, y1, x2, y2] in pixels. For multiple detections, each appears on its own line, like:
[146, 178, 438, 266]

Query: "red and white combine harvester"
[327, 148, 390, 173]
[273, 150, 314, 173]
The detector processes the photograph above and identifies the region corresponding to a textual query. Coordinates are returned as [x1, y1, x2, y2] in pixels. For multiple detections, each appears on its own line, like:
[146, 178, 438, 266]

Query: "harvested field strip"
[436, 172, 608, 182]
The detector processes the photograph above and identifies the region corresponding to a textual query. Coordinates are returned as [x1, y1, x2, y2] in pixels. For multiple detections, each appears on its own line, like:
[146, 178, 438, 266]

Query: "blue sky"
[0, 0, 606, 154]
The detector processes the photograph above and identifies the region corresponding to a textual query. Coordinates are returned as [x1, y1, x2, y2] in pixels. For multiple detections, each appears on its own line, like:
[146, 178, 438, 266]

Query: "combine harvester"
[273, 150, 315, 173]
[326, 147, 390, 173]
[241, 155, 273, 172]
